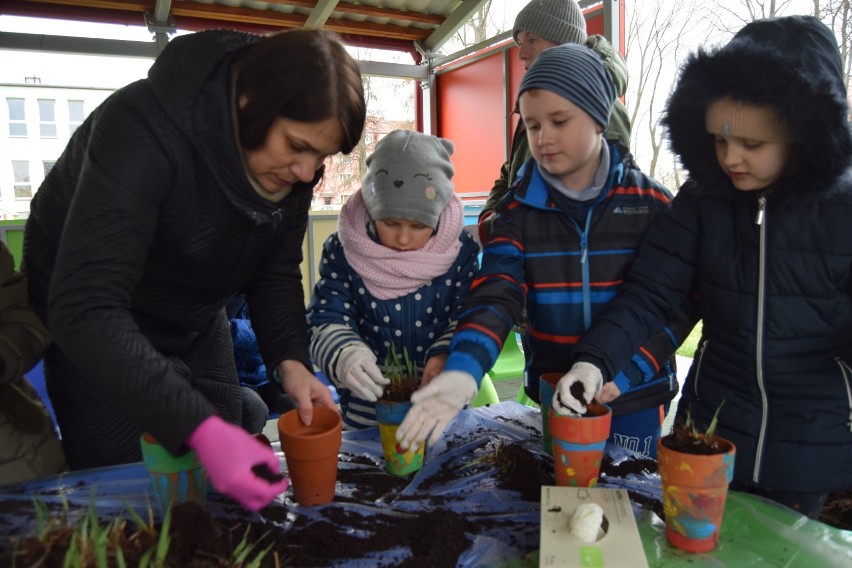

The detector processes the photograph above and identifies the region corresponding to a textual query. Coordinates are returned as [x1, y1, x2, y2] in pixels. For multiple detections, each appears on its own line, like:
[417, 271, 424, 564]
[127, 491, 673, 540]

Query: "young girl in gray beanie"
[307, 130, 481, 429]
[397, 44, 696, 456]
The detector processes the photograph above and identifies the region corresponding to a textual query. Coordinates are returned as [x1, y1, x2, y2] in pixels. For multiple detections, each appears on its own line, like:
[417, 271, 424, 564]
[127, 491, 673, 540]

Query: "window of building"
[38, 99, 57, 138]
[364, 132, 374, 145]
[43, 160, 57, 177]
[68, 100, 85, 135]
[12, 161, 32, 199]
[6, 98, 27, 137]
[324, 196, 332, 206]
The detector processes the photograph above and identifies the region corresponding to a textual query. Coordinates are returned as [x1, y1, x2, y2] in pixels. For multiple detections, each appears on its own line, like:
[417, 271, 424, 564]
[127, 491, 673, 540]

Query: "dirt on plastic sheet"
[2, 434, 848, 567]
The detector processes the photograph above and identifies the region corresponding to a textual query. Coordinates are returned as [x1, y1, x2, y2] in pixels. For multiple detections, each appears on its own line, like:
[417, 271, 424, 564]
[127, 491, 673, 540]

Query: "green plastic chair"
[470, 373, 499, 407]
[488, 332, 526, 381]
[514, 383, 539, 408]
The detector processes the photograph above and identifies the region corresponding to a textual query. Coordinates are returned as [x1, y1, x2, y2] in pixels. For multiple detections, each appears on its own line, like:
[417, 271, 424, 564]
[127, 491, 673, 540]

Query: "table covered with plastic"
[0, 402, 849, 566]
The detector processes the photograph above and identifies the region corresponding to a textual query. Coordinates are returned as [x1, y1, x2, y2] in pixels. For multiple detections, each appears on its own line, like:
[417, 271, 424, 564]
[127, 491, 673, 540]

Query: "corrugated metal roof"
[1, 0, 488, 53]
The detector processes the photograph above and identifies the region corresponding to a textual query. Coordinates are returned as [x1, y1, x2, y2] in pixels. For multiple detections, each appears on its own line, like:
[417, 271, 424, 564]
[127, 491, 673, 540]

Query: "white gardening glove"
[334, 345, 390, 402]
[396, 370, 477, 452]
[553, 362, 604, 416]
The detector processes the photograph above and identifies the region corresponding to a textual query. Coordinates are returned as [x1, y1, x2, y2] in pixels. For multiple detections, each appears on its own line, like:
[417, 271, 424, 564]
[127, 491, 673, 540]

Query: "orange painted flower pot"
[538, 372, 563, 455]
[549, 401, 612, 487]
[278, 407, 342, 506]
[657, 435, 736, 553]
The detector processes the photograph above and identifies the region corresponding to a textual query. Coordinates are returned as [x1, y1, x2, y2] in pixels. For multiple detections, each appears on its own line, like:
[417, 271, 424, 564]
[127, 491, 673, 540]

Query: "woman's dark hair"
[235, 29, 366, 154]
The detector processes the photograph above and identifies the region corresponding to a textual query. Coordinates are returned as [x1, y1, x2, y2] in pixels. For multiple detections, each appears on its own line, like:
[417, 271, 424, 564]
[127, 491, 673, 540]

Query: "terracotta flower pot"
[278, 407, 342, 506]
[538, 372, 563, 454]
[657, 435, 736, 552]
[549, 401, 612, 487]
[375, 399, 425, 476]
[139, 433, 207, 515]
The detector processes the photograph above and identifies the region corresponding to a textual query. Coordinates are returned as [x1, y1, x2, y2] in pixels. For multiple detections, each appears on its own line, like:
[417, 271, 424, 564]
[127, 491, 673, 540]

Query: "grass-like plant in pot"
[376, 344, 423, 476]
[657, 402, 736, 553]
[380, 343, 419, 402]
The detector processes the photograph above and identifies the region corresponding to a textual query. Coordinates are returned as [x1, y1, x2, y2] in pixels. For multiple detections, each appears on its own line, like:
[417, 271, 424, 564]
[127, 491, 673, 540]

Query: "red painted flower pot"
[657, 435, 736, 552]
[538, 372, 563, 455]
[549, 401, 612, 487]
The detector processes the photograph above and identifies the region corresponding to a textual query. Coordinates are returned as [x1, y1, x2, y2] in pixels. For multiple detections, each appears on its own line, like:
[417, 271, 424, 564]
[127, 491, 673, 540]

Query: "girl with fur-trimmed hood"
[553, 15, 852, 518]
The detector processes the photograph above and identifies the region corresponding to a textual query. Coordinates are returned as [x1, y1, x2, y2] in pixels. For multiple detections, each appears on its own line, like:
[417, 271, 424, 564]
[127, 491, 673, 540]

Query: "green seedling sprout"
[385, 344, 418, 383]
[683, 400, 726, 438]
[231, 525, 273, 567]
[705, 400, 725, 439]
[17, 491, 278, 567]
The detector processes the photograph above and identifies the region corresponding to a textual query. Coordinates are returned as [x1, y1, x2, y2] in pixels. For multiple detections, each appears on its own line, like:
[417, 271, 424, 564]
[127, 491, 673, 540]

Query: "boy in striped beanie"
[397, 45, 695, 460]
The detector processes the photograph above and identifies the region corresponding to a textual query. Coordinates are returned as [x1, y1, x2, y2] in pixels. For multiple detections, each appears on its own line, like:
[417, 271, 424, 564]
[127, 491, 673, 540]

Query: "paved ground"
[663, 355, 691, 435]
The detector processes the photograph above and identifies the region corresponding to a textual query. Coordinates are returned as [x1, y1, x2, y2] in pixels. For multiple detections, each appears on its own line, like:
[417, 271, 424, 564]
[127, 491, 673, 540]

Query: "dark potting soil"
[819, 489, 852, 532]
[0, 443, 541, 567]
[599, 453, 664, 519]
[4, 432, 846, 566]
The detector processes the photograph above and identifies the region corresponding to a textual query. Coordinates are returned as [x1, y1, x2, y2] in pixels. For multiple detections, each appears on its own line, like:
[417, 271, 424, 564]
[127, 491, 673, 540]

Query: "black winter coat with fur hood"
[573, 15, 852, 493]
[22, 30, 320, 466]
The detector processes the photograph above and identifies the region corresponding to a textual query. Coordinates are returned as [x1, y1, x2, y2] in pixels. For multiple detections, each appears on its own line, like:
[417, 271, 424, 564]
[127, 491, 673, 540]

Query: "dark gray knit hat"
[362, 130, 455, 229]
[513, 0, 587, 45]
[519, 43, 616, 129]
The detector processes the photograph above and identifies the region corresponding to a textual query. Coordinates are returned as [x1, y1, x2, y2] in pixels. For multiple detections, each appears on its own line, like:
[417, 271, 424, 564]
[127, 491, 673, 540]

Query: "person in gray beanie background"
[396, 44, 695, 459]
[478, 0, 632, 246]
[307, 130, 482, 430]
[475, 0, 633, 419]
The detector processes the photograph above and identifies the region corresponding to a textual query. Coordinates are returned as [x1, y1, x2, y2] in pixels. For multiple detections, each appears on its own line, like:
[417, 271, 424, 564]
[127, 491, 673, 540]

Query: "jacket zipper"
[693, 338, 709, 398]
[753, 195, 770, 484]
[579, 208, 594, 331]
[835, 358, 852, 431]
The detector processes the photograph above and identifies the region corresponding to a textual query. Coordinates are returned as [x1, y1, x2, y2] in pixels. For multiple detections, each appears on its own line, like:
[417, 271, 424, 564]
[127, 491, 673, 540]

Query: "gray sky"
[1, 15, 165, 88]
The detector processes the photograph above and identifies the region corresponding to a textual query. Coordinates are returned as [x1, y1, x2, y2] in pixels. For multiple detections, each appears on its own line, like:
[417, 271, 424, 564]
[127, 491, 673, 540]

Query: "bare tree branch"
[625, 0, 706, 178]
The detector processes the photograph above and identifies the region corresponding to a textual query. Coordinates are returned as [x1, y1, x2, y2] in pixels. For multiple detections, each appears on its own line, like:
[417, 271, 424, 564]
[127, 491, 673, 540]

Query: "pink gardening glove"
[187, 415, 289, 511]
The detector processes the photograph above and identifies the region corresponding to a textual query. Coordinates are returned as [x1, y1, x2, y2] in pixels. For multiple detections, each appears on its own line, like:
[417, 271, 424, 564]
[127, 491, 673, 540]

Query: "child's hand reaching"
[594, 382, 621, 404]
[395, 370, 477, 451]
[420, 353, 448, 387]
[334, 345, 390, 401]
[553, 362, 603, 416]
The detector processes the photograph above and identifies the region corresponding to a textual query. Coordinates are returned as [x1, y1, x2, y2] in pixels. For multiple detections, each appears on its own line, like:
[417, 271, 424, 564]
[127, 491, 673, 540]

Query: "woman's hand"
[277, 360, 337, 426]
[187, 415, 288, 511]
[420, 353, 448, 387]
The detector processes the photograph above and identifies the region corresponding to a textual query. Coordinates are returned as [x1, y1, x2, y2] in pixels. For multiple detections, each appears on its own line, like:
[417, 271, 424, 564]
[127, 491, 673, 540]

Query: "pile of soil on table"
[417, 436, 554, 503]
[0, 500, 475, 568]
[820, 489, 852, 531]
[6, 438, 845, 566]
[0, 443, 545, 567]
[600, 452, 664, 519]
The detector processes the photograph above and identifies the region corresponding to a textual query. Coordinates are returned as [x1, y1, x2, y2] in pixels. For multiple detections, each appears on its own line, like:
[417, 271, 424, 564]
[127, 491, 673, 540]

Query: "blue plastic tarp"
[0, 402, 849, 566]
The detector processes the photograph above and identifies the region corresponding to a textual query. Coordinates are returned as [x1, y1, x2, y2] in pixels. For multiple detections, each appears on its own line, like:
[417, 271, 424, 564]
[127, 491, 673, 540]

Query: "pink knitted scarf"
[337, 190, 464, 300]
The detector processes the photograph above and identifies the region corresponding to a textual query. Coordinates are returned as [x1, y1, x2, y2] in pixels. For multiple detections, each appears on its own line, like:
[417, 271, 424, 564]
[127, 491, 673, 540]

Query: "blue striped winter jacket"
[445, 142, 696, 415]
